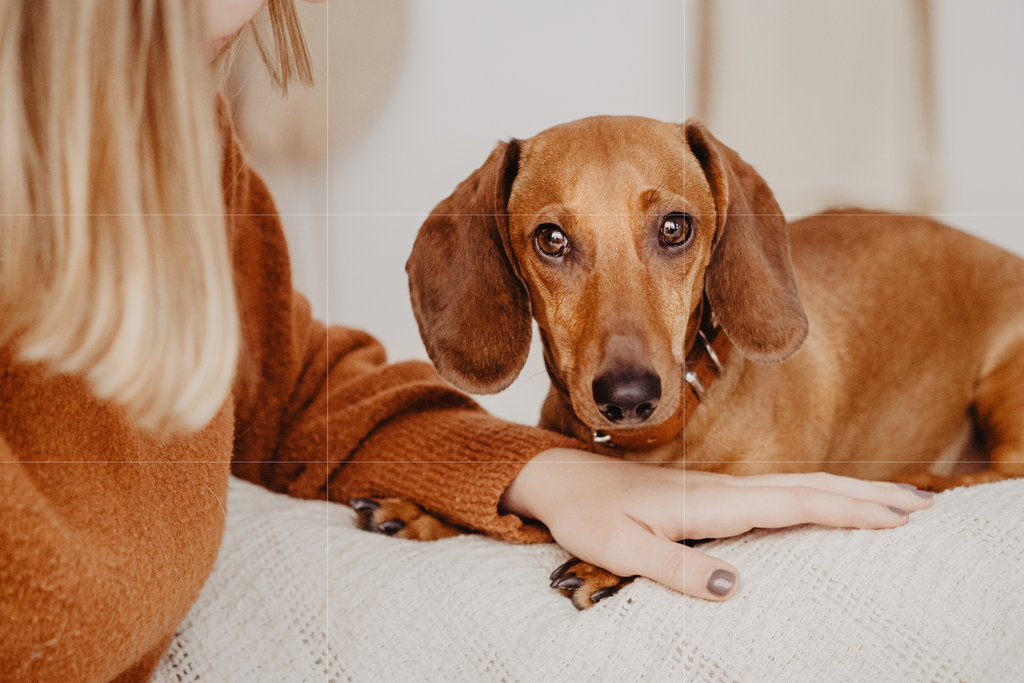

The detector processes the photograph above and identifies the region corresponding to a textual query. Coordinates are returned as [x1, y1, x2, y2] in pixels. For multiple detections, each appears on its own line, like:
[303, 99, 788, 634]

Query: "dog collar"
[590, 307, 732, 451]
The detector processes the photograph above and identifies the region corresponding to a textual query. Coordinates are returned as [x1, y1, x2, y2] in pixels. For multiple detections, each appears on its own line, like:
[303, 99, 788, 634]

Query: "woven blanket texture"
[152, 478, 329, 683]
[150, 477, 1024, 682]
[336, 478, 1024, 683]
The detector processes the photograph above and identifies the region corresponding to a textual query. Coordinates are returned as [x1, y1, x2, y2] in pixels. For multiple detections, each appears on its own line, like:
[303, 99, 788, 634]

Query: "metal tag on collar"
[684, 370, 706, 394]
[698, 329, 723, 372]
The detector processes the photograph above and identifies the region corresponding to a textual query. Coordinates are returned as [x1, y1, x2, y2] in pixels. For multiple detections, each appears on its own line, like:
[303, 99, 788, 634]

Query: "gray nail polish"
[707, 569, 735, 597]
[887, 505, 907, 517]
[896, 483, 934, 498]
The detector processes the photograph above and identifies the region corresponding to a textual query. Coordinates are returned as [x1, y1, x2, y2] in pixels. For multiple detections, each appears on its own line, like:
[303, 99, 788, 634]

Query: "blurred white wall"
[932, 0, 1024, 253]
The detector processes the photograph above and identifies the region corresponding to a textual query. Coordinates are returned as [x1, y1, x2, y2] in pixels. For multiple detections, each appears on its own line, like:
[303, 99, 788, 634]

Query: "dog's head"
[407, 116, 807, 430]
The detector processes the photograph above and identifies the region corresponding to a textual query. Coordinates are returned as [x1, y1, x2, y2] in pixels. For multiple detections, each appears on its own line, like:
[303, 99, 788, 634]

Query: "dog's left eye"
[660, 213, 693, 247]
[536, 224, 570, 257]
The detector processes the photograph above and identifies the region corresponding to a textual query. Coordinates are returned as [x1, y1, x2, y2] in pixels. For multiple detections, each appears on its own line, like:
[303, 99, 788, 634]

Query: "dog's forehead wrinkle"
[519, 121, 687, 195]
[560, 163, 653, 239]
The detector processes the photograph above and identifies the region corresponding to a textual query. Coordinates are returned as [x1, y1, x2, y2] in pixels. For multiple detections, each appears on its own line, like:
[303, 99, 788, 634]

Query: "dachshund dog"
[356, 116, 1024, 608]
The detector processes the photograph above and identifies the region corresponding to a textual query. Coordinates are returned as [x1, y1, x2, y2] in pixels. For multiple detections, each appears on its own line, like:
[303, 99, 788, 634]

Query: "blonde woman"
[0, 1, 933, 681]
[0, 1, 324, 681]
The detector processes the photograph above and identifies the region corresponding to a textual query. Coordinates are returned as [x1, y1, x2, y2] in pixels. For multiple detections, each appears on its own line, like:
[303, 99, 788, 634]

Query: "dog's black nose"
[592, 370, 661, 425]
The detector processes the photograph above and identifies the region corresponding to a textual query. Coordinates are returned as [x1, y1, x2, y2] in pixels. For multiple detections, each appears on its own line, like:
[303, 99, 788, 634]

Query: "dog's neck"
[545, 297, 732, 452]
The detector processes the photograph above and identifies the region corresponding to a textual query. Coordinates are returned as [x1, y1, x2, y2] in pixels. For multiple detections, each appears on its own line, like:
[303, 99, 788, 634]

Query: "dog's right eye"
[536, 224, 570, 257]
[660, 212, 693, 247]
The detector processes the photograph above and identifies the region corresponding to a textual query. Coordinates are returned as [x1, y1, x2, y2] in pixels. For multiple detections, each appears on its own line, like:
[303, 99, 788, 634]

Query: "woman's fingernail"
[896, 483, 934, 498]
[707, 569, 735, 597]
[887, 505, 908, 517]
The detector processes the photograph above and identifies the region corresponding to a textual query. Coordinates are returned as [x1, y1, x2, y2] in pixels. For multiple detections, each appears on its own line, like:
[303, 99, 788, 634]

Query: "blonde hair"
[0, 0, 309, 434]
[228, 0, 313, 93]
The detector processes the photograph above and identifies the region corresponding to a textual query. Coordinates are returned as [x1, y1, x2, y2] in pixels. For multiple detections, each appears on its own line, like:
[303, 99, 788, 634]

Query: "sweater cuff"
[334, 409, 582, 544]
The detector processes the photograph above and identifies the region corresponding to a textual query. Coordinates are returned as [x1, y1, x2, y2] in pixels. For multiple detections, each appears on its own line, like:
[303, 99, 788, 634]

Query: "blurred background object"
[227, 0, 336, 323]
[234, 0, 1024, 425]
[327, 0, 406, 157]
[697, 0, 939, 216]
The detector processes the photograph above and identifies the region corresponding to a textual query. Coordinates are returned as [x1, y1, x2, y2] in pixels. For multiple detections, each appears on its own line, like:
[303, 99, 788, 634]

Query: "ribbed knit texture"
[329, 325, 582, 544]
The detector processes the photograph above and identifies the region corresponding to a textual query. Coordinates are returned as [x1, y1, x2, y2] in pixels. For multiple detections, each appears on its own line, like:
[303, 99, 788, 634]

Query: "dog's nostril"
[635, 402, 655, 421]
[593, 371, 662, 425]
[600, 404, 624, 423]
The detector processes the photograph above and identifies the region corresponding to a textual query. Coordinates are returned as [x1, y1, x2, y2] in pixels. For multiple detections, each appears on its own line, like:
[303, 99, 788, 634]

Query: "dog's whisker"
[679, 363, 721, 409]
[523, 369, 551, 381]
[689, 386, 717, 409]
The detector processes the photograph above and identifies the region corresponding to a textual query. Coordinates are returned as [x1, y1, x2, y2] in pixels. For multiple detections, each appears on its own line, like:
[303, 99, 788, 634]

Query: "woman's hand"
[500, 448, 934, 601]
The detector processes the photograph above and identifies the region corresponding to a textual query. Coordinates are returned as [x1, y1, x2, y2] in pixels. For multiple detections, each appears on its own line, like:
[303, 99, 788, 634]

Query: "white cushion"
[153, 476, 1024, 682]
[334, 478, 1024, 682]
[152, 478, 328, 683]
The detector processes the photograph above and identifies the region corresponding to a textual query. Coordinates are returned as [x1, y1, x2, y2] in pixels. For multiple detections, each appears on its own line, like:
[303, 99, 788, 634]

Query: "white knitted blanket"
[152, 478, 330, 683]
[153, 477, 1024, 683]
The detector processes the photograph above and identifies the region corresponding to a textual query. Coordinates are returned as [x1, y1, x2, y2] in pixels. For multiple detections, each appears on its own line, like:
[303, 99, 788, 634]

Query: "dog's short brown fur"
[362, 116, 1024, 607]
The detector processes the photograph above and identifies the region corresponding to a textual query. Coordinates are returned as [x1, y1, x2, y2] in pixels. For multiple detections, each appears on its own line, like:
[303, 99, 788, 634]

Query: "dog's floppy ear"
[683, 119, 808, 363]
[406, 140, 531, 394]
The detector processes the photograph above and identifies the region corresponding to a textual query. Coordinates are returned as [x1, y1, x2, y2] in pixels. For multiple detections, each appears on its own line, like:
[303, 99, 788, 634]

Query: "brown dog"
[364, 116, 1024, 607]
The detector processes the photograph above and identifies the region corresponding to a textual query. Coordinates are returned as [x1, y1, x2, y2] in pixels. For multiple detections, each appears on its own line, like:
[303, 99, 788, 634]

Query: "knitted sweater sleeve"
[221, 127, 580, 544]
[329, 327, 583, 544]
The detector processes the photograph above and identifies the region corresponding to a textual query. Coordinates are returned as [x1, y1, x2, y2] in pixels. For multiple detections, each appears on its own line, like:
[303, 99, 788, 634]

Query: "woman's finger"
[698, 484, 913, 536]
[612, 532, 740, 601]
[706, 471, 934, 511]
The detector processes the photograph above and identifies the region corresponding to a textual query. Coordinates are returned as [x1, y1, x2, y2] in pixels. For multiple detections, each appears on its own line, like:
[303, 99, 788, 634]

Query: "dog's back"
[771, 210, 1024, 482]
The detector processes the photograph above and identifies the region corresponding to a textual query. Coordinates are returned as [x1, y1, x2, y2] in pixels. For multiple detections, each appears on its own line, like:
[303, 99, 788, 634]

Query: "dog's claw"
[589, 585, 623, 603]
[378, 518, 406, 535]
[549, 557, 634, 610]
[550, 574, 583, 590]
[351, 497, 462, 541]
[349, 498, 380, 512]
[550, 558, 581, 582]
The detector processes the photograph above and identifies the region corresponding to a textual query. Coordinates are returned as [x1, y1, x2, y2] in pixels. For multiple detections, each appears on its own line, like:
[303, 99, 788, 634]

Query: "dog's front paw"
[349, 497, 462, 541]
[549, 557, 635, 610]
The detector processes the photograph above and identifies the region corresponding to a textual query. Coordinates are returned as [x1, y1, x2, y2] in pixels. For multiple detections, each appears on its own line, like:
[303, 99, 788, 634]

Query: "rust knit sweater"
[1, 119, 577, 682]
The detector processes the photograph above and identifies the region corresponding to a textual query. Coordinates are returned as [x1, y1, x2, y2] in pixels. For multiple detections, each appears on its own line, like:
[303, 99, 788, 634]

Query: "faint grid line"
[10, 212, 1024, 218]
[9, 459, 1020, 465]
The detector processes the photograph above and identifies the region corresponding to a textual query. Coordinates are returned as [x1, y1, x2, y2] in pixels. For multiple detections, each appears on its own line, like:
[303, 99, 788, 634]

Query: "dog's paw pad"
[349, 497, 461, 541]
[550, 558, 634, 610]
